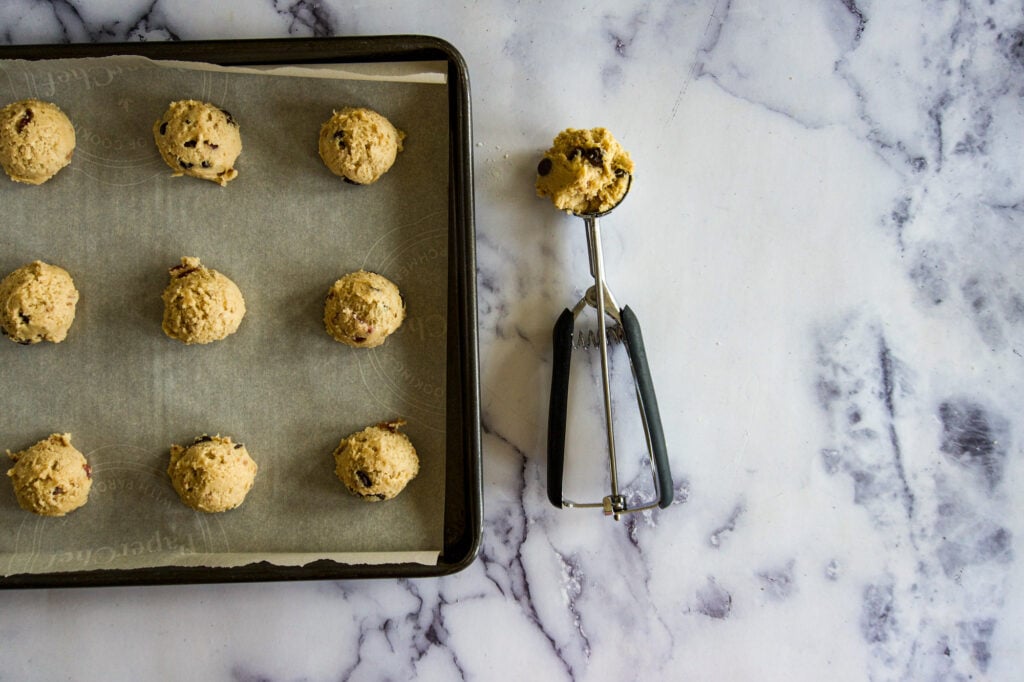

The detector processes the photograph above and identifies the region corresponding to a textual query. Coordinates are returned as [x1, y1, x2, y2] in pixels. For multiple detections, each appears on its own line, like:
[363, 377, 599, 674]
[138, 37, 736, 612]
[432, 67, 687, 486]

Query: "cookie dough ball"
[161, 257, 246, 345]
[0, 261, 79, 344]
[333, 420, 419, 501]
[0, 99, 76, 185]
[153, 100, 242, 186]
[6, 433, 92, 517]
[167, 435, 257, 513]
[536, 127, 634, 215]
[323, 270, 405, 348]
[318, 107, 405, 185]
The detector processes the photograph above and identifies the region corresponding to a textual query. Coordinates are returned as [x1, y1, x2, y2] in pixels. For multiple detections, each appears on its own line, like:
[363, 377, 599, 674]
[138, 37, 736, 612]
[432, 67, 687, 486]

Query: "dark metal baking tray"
[0, 36, 480, 587]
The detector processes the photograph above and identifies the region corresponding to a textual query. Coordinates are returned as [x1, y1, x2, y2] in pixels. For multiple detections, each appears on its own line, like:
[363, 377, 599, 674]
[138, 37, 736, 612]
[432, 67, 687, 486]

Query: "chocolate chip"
[234, 443, 243, 449]
[83, 464, 92, 479]
[353, 336, 367, 343]
[537, 158, 553, 176]
[194, 435, 213, 444]
[183, 139, 197, 148]
[52, 486, 64, 497]
[219, 108, 236, 126]
[614, 168, 627, 177]
[567, 148, 582, 162]
[179, 160, 194, 169]
[375, 494, 387, 500]
[333, 130, 346, 149]
[16, 109, 33, 133]
[171, 266, 198, 278]
[159, 121, 168, 135]
[201, 161, 211, 168]
[18, 312, 30, 324]
[584, 147, 604, 166]
[205, 141, 219, 150]
[356, 470, 373, 488]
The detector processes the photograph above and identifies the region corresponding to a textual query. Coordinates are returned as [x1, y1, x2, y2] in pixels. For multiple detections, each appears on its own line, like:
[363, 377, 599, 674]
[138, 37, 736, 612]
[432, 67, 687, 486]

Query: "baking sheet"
[0, 55, 450, 574]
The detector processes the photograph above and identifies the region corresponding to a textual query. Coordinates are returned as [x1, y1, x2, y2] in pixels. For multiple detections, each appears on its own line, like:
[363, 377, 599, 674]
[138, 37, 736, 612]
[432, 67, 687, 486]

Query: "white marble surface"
[1, 1, 1022, 679]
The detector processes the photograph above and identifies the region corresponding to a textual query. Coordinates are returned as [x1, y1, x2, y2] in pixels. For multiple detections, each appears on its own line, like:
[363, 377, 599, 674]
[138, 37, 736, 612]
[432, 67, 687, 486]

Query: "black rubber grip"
[547, 308, 575, 508]
[620, 306, 673, 508]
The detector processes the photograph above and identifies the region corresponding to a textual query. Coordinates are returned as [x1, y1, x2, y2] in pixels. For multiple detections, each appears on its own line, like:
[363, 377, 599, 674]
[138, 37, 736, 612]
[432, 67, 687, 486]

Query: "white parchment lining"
[0, 55, 451, 575]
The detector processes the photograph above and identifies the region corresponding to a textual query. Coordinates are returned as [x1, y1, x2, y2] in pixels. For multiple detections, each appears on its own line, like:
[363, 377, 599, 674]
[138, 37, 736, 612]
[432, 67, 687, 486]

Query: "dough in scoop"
[536, 127, 634, 215]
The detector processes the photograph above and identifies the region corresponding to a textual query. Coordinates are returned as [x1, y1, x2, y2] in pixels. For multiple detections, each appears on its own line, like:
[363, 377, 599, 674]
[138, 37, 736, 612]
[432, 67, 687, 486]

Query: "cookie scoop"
[538, 128, 673, 519]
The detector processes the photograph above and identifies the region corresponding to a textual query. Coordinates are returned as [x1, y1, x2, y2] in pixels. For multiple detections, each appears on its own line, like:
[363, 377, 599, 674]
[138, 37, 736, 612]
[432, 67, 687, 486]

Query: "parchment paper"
[0, 55, 450, 575]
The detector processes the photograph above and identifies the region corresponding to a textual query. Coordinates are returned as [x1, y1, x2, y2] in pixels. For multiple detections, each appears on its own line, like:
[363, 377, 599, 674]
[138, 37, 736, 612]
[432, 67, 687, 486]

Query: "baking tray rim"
[0, 35, 481, 588]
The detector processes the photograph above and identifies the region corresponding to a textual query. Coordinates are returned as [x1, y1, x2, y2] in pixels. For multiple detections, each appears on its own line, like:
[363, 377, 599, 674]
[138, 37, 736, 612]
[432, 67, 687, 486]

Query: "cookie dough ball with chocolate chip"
[318, 107, 405, 185]
[536, 127, 634, 215]
[7, 433, 92, 517]
[167, 435, 257, 513]
[153, 100, 242, 186]
[161, 257, 246, 345]
[0, 99, 76, 185]
[323, 270, 405, 348]
[333, 420, 419, 501]
[0, 261, 79, 345]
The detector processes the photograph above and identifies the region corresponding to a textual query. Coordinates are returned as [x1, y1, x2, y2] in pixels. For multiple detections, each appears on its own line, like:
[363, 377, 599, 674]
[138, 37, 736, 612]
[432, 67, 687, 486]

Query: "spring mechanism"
[573, 325, 624, 350]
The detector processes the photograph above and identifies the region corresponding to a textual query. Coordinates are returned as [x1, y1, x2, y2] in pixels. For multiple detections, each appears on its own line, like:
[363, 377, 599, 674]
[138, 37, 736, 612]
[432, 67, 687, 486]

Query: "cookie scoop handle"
[620, 305, 673, 508]
[546, 307, 575, 508]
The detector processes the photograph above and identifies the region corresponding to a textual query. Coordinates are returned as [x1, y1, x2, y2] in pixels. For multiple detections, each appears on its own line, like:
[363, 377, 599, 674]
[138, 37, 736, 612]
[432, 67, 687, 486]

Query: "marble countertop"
[1, 1, 1022, 680]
